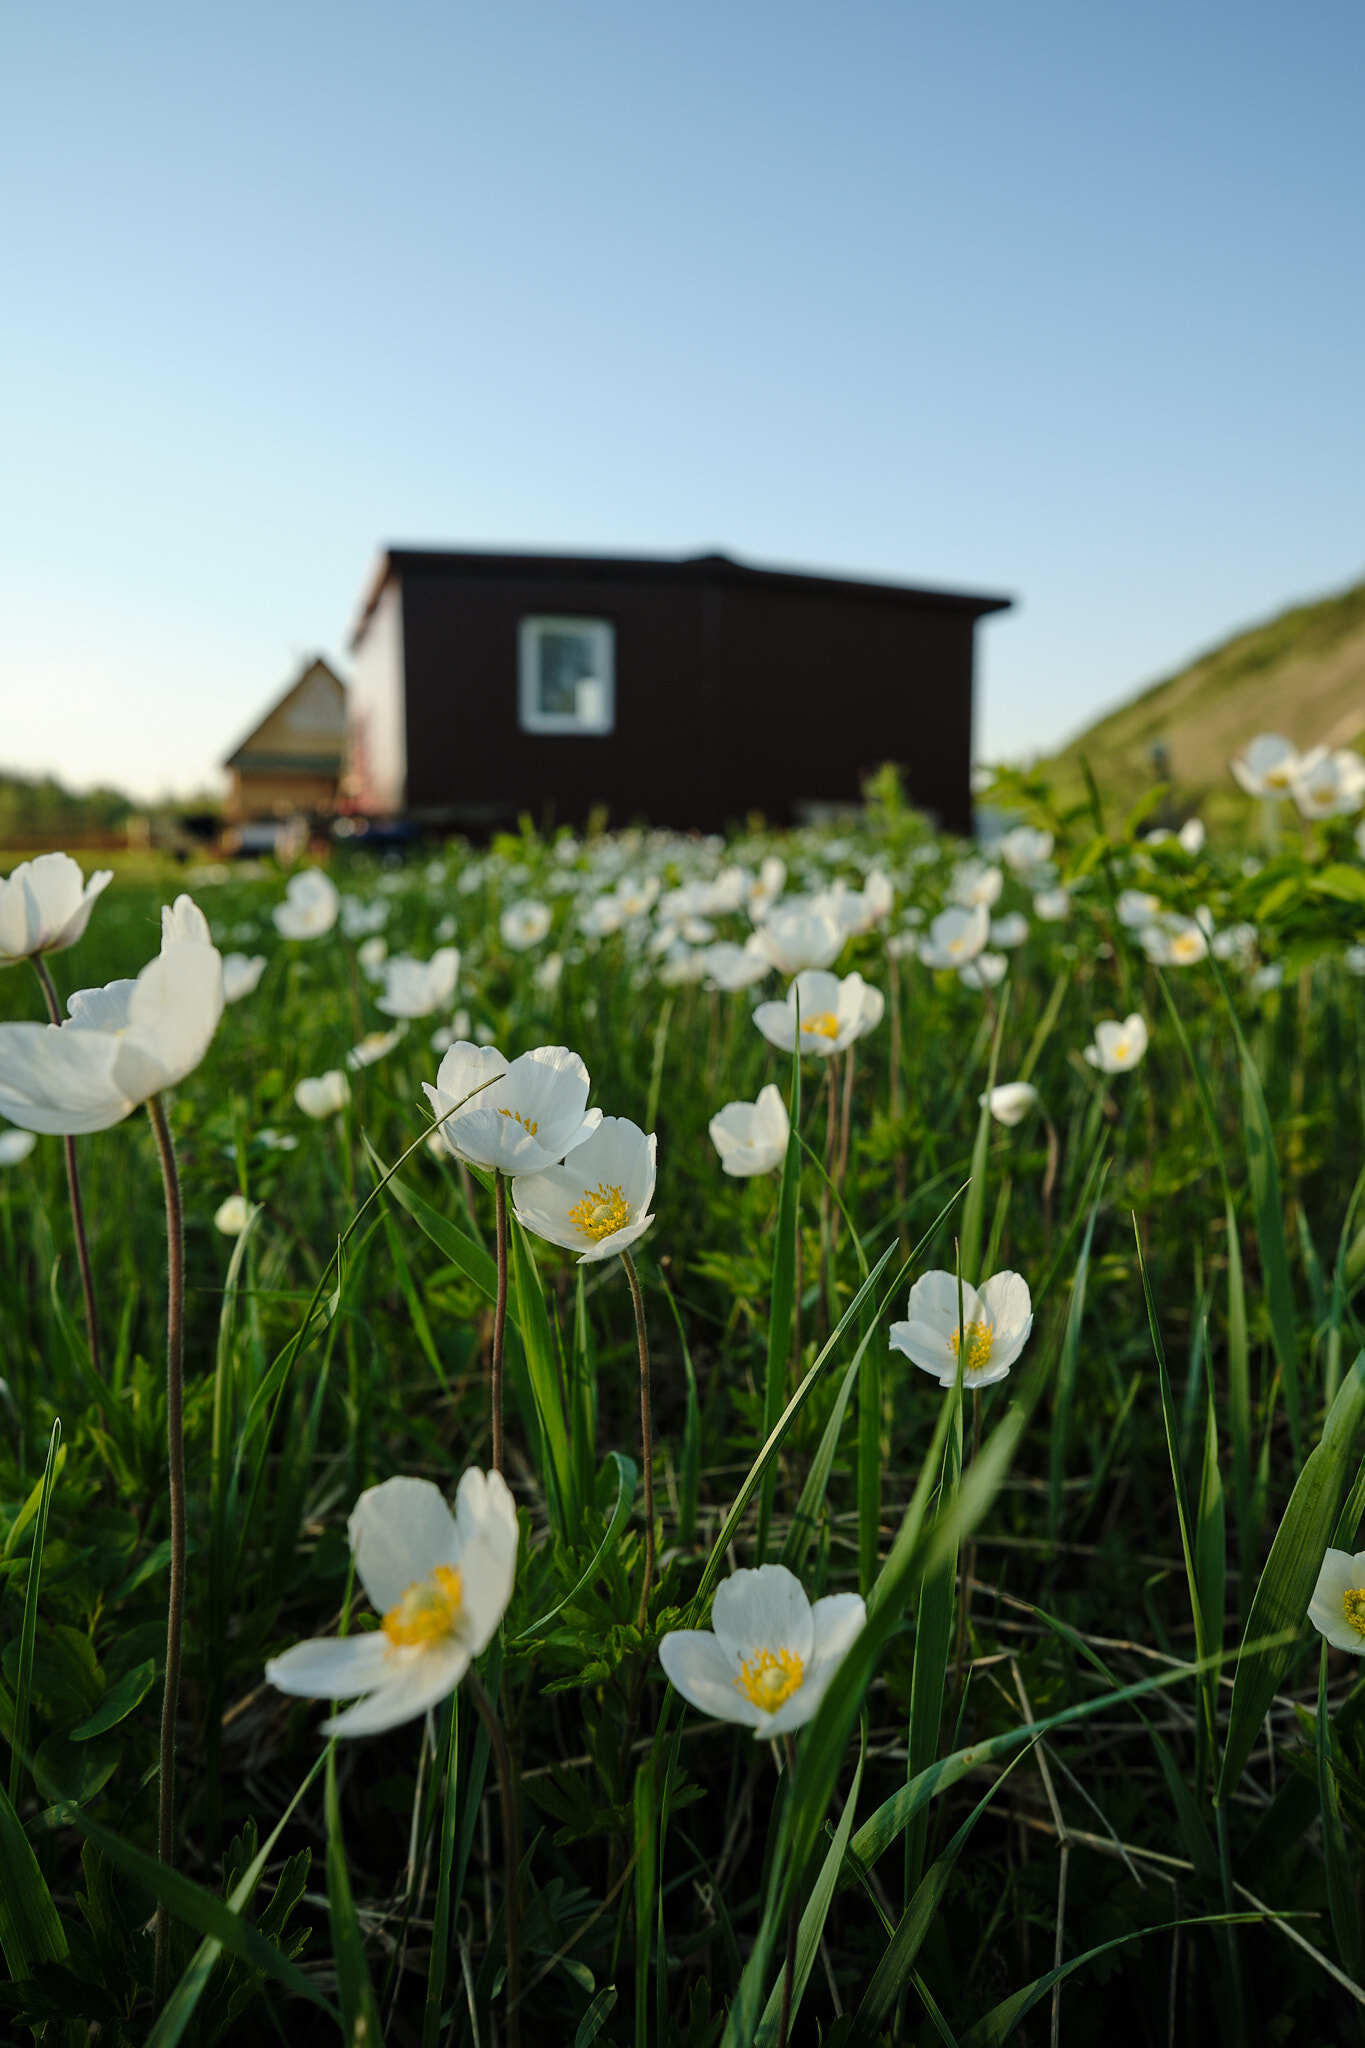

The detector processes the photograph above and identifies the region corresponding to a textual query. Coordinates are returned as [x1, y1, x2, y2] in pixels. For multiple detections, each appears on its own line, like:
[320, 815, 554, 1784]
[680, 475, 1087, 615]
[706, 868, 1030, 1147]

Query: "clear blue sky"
[5, 0, 1363, 799]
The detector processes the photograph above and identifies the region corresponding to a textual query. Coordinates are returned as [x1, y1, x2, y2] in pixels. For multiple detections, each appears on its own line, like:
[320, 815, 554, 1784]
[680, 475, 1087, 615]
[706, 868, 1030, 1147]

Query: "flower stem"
[953, 1388, 983, 1692]
[31, 957, 102, 1382]
[146, 1093, 186, 2007]
[621, 1250, 656, 1628]
[777, 1733, 801, 2048]
[492, 1171, 508, 1474]
[465, 1668, 521, 2048]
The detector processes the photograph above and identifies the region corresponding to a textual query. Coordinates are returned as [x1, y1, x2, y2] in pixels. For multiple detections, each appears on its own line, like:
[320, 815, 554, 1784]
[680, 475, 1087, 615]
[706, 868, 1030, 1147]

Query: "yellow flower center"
[1343, 1588, 1365, 1635]
[735, 1646, 805, 1713]
[567, 1182, 631, 1242]
[948, 1319, 995, 1375]
[1264, 767, 1291, 790]
[1171, 933, 1201, 961]
[800, 1011, 840, 1039]
[381, 1564, 464, 1649]
[1112, 1037, 1131, 1062]
[497, 1107, 539, 1135]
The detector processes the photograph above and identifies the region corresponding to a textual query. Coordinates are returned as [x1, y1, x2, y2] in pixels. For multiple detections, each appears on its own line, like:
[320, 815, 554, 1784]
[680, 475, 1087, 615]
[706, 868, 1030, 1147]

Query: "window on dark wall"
[518, 617, 615, 734]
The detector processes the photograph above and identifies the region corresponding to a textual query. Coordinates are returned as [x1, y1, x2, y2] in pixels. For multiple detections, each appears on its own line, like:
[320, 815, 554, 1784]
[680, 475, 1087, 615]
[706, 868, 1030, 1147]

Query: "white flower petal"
[658, 1631, 767, 1729]
[710, 1564, 813, 1664]
[349, 1476, 462, 1617]
[265, 1631, 395, 1698]
[321, 1641, 471, 1737]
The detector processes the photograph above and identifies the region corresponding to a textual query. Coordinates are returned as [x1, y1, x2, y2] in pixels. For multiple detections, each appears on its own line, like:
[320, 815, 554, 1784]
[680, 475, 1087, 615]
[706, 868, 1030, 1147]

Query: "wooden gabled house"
[223, 657, 348, 821]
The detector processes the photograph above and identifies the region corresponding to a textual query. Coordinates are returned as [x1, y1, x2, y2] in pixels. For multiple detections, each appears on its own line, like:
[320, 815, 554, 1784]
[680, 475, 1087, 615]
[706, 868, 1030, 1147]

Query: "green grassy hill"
[1045, 573, 1365, 819]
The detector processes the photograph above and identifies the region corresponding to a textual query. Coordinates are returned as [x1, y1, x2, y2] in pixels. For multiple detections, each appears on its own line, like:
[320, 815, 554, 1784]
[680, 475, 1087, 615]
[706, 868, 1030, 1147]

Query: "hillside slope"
[1045, 575, 1365, 817]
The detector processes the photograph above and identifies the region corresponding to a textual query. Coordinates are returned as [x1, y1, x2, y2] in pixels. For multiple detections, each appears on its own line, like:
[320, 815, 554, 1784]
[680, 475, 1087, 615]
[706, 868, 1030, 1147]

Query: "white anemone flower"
[0, 852, 113, 967]
[1293, 749, 1365, 821]
[747, 857, 786, 917]
[999, 827, 1053, 873]
[214, 1192, 254, 1236]
[752, 970, 884, 1058]
[266, 1471, 518, 1737]
[1309, 1549, 1365, 1653]
[889, 1269, 1033, 1389]
[425, 1043, 600, 1176]
[511, 1116, 656, 1263]
[700, 939, 771, 992]
[1084, 1014, 1149, 1073]
[1139, 916, 1208, 967]
[357, 935, 389, 978]
[980, 1082, 1039, 1127]
[1033, 888, 1071, 922]
[1230, 733, 1321, 798]
[1115, 889, 1161, 929]
[295, 1070, 351, 1118]
[273, 869, 340, 939]
[501, 900, 552, 950]
[0, 895, 223, 1136]
[989, 913, 1029, 949]
[347, 1026, 407, 1070]
[918, 904, 989, 970]
[709, 1083, 789, 1176]
[949, 859, 1003, 909]
[658, 1563, 865, 1738]
[340, 895, 389, 938]
[960, 952, 1008, 991]
[377, 948, 461, 1019]
[749, 903, 844, 975]
[0, 1127, 37, 1166]
[221, 953, 266, 1003]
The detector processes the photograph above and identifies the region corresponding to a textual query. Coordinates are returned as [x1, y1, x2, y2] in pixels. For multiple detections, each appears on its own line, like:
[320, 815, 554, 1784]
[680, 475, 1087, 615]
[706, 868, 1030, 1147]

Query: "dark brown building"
[346, 547, 1010, 835]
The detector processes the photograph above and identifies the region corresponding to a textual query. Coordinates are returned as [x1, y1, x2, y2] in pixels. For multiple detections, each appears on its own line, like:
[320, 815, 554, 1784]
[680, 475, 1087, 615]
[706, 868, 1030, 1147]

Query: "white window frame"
[518, 616, 615, 735]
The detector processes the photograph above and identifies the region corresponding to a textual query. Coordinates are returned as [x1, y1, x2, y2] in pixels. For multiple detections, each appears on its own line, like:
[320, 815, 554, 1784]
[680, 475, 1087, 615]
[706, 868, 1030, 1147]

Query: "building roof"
[350, 545, 1013, 651]
[224, 656, 348, 771]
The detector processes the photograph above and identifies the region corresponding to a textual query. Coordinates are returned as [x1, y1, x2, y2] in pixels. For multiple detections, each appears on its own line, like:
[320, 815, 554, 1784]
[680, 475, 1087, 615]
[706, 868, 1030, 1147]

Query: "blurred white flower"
[709, 1083, 789, 1176]
[0, 853, 112, 967]
[889, 1269, 1033, 1388]
[533, 951, 564, 994]
[1346, 945, 1365, 977]
[746, 856, 786, 917]
[377, 948, 460, 1019]
[750, 903, 844, 975]
[1115, 889, 1161, 929]
[980, 1082, 1039, 1127]
[501, 901, 552, 950]
[512, 1115, 656, 1264]
[347, 1027, 407, 1070]
[1211, 922, 1258, 965]
[999, 827, 1053, 873]
[221, 953, 266, 1003]
[1293, 749, 1365, 821]
[214, 1192, 254, 1236]
[959, 951, 1008, 990]
[1250, 961, 1284, 994]
[0, 1127, 37, 1166]
[1084, 1014, 1149, 1073]
[989, 912, 1029, 949]
[949, 859, 1003, 909]
[1178, 818, 1206, 854]
[659, 1563, 865, 1739]
[1230, 733, 1320, 798]
[266, 1471, 518, 1736]
[273, 869, 339, 940]
[0, 895, 223, 1135]
[340, 896, 388, 938]
[701, 939, 771, 992]
[256, 1127, 298, 1151]
[918, 904, 989, 970]
[425, 1043, 600, 1175]
[753, 969, 884, 1057]
[295, 1070, 351, 1118]
[357, 935, 389, 977]
[1033, 888, 1071, 922]
[1140, 915, 1208, 967]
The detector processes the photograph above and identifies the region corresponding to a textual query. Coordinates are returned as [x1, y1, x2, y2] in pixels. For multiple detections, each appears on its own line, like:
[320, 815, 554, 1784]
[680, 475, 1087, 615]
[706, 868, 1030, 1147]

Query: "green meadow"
[5, 761, 1365, 2045]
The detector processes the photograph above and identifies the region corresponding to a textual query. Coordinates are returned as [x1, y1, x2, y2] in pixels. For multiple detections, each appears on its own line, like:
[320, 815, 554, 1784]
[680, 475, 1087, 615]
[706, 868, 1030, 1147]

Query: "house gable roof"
[224, 657, 348, 771]
[350, 546, 1012, 651]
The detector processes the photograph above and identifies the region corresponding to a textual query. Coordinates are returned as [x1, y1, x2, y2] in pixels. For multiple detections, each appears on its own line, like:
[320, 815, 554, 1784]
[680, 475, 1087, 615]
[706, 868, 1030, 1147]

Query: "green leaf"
[59, 1803, 336, 2020]
[511, 1452, 637, 1643]
[756, 1041, 801, 1560]
[1218, 1350, 1365, 1802]
[70, 1658, 157, 1741]
[9, 1419, 61, 1807]
[325, 1745, 383, 2044]
[0, 1778, 67, 1981]
[756, 1720, 867, 2042]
